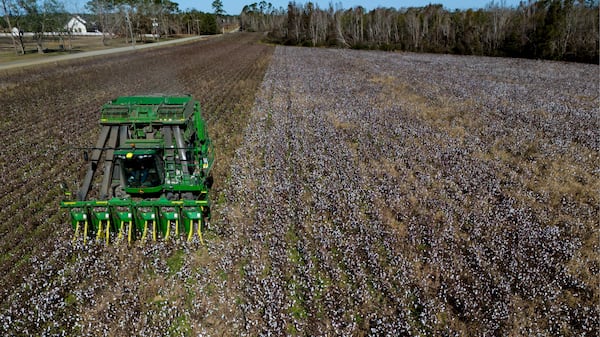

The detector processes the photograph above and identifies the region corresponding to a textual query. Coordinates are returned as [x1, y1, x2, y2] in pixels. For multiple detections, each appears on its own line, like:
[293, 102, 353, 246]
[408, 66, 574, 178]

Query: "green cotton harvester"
[61, 95, 214, 244]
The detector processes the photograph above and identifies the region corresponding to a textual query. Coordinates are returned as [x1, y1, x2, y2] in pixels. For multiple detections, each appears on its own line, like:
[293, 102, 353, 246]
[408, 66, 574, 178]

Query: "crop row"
[216, 47, 599, 335]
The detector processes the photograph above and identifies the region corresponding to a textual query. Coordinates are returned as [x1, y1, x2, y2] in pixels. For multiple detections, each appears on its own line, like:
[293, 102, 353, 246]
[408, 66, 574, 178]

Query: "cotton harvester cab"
[61, 95, 214, 244]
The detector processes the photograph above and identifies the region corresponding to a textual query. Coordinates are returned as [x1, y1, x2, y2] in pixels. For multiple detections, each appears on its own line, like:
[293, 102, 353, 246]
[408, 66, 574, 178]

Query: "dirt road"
[0, 35, 206, 71]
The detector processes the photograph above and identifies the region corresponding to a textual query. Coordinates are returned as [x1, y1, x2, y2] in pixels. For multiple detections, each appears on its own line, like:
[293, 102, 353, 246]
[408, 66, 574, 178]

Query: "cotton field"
[0, 35, 597, 336]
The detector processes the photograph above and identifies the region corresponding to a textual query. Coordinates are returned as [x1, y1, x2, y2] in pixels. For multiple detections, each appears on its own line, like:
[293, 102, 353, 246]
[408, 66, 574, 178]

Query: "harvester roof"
[100, 95, 196, 125]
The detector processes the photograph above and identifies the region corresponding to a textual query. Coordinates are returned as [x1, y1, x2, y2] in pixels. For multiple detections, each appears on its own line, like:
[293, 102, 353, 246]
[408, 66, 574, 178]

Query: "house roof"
[71, 16, 87, 25]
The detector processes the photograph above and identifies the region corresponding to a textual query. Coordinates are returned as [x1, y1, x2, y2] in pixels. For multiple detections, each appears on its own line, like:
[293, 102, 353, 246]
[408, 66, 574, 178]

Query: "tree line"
[0, 0, 226, 54]
[240, 0, 599, 63]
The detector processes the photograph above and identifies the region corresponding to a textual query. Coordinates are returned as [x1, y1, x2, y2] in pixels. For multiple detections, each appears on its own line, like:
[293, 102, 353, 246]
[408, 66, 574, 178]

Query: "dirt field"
[0, 32, 274, 335]
[0, 33, 598, 336]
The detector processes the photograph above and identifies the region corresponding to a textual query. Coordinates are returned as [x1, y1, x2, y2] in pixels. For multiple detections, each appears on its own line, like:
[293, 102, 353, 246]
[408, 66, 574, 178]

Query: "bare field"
[0, 38, 598, 336]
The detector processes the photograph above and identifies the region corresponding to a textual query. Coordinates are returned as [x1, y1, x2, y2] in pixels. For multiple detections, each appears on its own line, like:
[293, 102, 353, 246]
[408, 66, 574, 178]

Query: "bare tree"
[405, 8, 421, 50]
[287, 2, 299, 44]
[17, 0, 65, 54]
[255, 1, 599, 63]
[86, 0, 119, 46]
[1, 0, 24, 54]
[486, 0, 510, 51]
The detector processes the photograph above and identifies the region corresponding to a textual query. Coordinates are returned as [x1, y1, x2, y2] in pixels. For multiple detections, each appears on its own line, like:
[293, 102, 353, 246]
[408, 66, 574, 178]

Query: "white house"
[65, 16, 87, 33]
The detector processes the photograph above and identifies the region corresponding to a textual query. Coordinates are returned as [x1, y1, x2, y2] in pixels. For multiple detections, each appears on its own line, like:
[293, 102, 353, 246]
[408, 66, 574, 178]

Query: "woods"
[2, 0, 596, 62]
[0, 0, 220, 54]
[241, 0, 599, 63]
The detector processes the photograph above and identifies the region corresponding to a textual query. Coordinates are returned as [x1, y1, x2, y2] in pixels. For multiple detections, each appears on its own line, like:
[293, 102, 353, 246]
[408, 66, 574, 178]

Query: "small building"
[11, 27, 22, 36]
[65, 16, 87, 33]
